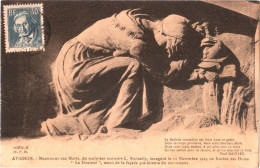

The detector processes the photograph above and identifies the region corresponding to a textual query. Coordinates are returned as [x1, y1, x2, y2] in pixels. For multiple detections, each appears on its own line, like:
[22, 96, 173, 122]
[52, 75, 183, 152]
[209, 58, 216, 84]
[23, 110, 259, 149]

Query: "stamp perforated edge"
[3, 3, 45, 53]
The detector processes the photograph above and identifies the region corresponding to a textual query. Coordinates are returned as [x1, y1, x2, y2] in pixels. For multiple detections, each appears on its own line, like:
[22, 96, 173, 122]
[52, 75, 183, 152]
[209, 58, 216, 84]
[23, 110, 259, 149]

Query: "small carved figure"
[191, 22, 237, 121]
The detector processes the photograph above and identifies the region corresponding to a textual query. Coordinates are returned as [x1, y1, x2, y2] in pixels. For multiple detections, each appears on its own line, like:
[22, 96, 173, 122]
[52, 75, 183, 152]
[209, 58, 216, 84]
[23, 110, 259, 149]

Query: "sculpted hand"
[163, 59, 188, 83]
[205, 71, 218, 81]
[188, 68, 206, 81]
[166, 37, 183, 59]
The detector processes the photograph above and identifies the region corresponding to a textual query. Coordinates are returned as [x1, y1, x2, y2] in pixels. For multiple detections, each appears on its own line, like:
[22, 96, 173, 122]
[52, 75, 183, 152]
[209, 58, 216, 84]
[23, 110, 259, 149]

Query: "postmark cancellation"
[3, 3, 44, 53]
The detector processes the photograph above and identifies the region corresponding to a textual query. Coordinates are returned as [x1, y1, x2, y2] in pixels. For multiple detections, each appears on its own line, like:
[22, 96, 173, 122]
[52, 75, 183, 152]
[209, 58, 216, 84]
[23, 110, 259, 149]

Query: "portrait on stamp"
[4, 4, 44, 52]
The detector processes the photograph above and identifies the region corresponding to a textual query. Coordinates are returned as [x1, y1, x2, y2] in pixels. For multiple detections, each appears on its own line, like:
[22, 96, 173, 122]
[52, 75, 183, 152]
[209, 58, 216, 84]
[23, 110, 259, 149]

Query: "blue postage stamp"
[3, 4, 44, 53]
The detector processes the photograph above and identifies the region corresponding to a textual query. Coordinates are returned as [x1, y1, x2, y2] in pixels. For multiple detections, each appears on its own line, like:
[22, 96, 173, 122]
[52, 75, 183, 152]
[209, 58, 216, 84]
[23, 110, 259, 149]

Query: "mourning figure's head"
[154, 14, 191, 59]
[13, 10, 37, 38]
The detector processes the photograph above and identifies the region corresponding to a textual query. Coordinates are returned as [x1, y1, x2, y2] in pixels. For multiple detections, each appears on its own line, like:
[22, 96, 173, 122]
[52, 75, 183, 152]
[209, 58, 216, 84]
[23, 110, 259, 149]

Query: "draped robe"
[41, 9, 186, 136]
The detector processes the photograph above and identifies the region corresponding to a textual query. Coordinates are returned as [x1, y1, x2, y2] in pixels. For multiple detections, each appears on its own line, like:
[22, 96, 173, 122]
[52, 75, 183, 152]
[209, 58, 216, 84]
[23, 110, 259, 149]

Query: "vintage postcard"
[3, 3, 44, 53]
[1, 1, 259, 168]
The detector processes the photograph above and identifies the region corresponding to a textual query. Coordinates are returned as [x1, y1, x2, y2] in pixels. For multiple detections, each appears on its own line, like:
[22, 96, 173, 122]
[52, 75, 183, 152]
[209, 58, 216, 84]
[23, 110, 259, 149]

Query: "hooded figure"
[41, 9, 192, 136]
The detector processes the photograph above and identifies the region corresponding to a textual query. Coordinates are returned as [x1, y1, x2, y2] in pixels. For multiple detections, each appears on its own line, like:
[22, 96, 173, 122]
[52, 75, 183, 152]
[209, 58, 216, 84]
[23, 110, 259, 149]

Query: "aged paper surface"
[1, 1, 259, 168]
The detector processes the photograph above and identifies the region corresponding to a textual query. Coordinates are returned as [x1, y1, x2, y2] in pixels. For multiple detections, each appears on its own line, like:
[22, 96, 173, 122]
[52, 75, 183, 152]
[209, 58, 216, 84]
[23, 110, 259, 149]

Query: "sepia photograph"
[1, 1, 259, 167]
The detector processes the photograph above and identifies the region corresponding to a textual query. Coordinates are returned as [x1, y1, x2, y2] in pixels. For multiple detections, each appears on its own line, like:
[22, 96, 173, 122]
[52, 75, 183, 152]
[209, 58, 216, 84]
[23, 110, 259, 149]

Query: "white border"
[3, 3, 45, 53]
